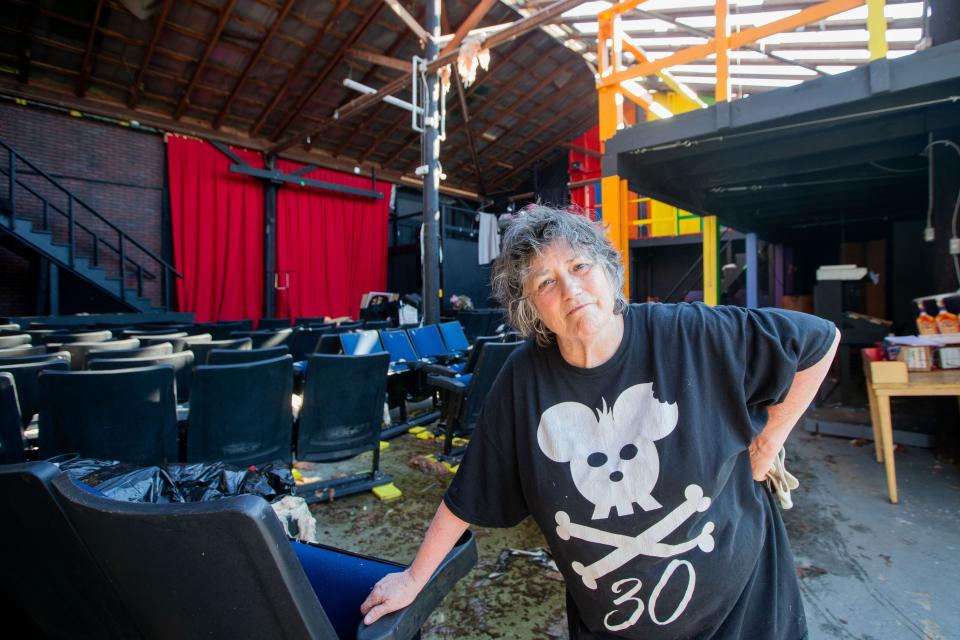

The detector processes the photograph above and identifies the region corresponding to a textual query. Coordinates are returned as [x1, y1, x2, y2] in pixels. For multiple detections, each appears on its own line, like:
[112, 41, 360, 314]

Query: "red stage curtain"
[275, 161, 390, 320]
[167, 136, 264, 323]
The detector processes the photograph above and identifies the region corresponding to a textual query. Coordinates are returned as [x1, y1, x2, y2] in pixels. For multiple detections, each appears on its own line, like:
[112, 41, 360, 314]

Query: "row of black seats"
[0, 461, 477, 639]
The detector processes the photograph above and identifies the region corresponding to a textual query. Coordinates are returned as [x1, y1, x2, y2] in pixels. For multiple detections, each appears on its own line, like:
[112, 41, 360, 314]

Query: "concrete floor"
[305, 416, 960, 639]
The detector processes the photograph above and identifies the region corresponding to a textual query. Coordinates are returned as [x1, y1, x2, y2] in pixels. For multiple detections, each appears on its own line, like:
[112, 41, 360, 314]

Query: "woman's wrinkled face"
[525, 241, 617, 343]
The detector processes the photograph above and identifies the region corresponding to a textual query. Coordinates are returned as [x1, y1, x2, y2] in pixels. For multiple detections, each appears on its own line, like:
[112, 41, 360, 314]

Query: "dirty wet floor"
[302, 418, 960, 640]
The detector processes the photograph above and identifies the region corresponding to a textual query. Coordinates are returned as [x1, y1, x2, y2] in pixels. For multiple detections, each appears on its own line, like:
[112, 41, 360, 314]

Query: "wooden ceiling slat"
[249, 0, 349, 137]
[213, 0, 296, 129]
[440, 0, 500, 54]
[173, 0, 239, 120]
[453, 67, 486, 195]
[268, 3, 384, 142]
[129, 0, 173, 109]
[16, 3, 37, 84]
[330, 4, 425, 158]
[75, 0, 105, 98]
[366, 32, 540, 166]
[333, 0, 586, 124]
[486, 109, 597, 190]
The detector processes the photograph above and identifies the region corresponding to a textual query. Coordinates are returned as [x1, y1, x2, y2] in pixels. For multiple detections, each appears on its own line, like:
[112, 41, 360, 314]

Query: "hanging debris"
[457, 35, 491, 87]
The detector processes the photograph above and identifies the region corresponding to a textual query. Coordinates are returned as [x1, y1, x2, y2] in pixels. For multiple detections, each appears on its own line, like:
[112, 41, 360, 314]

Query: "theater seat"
[0, 462, 140, 638]
[0, 358, 70, 427]
[0, 374, 26, 463]
[428, 341, 521, 458]
[296, 353, 391, 502]
[46, 467, 476, 640]
[206, 345, 289, 365]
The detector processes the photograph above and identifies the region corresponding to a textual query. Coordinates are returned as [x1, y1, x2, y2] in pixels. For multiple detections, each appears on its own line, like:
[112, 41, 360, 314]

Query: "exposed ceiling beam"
[173, 0, 238, 120]
[453, 58, 485, 195]
[212, 0, 296, 130]
[345, 48, 412, 72]
[331, 6, 425, 158]
[76, 0, 106, 97]
[128, 0, 172, 109]
[329, 0, 587, 124]
[267, 3, 383, 142]
[362, 33, 537, 167]
[382, 34, 548, 165]
[383, 0, 433, 44]
[631, 8, 825, 76]
[440, 0, 500, 55]
[0, 76, 478, 200]
[16, 3, 38, 84]
[487, 109, 597, 190]
[248, 0, 349, 137]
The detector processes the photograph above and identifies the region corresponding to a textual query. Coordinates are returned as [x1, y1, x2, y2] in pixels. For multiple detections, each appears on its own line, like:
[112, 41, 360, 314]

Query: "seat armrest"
[421, 363, 458, 377]
[357, 531, 478, 640]
[426, 374, 467, 394]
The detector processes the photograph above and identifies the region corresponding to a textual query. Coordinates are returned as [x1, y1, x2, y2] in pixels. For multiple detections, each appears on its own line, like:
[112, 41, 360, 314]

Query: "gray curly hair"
[491, 205, 627, 346]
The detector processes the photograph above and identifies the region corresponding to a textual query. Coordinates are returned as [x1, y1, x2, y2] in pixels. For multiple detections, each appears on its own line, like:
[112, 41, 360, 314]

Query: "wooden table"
[862, 349, 960, 503]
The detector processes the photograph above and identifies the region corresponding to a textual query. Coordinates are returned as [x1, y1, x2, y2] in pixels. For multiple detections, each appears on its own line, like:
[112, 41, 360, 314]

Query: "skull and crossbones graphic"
[537, 383, 716, 590]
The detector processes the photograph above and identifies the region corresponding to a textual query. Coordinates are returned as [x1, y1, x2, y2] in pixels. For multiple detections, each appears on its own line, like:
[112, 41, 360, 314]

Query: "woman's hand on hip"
[360, 569, 424, 625]
[748, 435, 779, 482]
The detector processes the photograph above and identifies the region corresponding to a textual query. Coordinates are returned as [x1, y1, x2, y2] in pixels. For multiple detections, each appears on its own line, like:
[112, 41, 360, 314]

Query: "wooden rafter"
[128, 0, 172, 109]
[440, 0, 499, 55]
[374, 33, 550, 167]
[16, 3, 38, 84]
[75, 0, 105, 97]
[345, 48, 411, 73]
[383, 0, 433, 44]
[249, 0, 349, 138]
[453, 67, 485, 195]
[487, 109, 597, 190]
[173, 0, 238, 120]
[268, 3, 384, 142]
[213, 0, 296, 130]
[325, 0, 586, 130]
[452, 83, 594, 177]
[361, 30, 537, 167]
[329, 5, 425, 159]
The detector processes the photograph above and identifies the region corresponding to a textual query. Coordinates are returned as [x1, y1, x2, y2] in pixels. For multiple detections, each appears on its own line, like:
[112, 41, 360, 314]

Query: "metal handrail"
[2, 139, 179, 307]
[1, 141, 181, 279]
[1, 168, 158, 281]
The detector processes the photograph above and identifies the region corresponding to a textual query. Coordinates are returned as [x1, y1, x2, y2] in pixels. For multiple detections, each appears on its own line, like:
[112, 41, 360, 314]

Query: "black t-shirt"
[444, 303, 836, 640]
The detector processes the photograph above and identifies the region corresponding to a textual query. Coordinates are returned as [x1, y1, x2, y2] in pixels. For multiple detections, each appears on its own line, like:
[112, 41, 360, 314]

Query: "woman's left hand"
[748, 436, 778, 482]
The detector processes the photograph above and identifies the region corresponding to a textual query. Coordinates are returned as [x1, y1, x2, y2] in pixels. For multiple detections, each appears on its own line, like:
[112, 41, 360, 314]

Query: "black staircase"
[0, 140, 180, 312]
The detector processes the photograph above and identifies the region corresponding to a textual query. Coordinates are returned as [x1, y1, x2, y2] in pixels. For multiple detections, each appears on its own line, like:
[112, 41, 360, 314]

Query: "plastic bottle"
[935, 299, 959, 334]
[916, 302, 938, 335]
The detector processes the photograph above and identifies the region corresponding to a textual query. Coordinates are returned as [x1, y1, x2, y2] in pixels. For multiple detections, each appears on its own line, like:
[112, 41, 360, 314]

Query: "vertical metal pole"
[264, 155, 278, 320]
[867, 0, 888, 60]
[118, 233, 125, 300]
[715, 0, 730, 102]
[773, 244, 784, 308]
[745, 232, 758, 308]
[422, 0, 441, 325]
[702, 216, 719, 306]
[49, 261, 59, 316]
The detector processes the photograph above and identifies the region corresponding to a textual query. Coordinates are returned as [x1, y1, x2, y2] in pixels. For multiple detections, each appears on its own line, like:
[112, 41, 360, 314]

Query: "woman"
[362, 206, 839, 639]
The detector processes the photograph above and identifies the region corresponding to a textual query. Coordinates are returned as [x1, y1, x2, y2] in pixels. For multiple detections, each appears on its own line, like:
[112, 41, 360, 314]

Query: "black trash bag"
[166, 462, 245, 502]
[94, 466, 182, 503]
[243, 462, 295, 501]
[55, 456, 121, 480]
[56, 457, 183, 503]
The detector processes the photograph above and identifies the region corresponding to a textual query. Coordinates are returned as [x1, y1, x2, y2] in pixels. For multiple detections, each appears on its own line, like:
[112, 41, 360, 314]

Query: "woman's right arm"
[359, 501, 470, 625]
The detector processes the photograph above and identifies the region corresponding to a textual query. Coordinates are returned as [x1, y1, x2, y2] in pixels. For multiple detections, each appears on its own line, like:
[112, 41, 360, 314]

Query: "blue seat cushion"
[291, 540, 400, 639]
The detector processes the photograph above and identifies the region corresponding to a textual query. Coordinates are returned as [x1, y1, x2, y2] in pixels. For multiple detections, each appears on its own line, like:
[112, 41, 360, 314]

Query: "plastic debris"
[271, 496, 318, 543]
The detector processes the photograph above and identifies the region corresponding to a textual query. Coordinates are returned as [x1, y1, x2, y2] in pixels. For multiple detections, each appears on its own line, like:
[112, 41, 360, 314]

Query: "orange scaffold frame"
[596, 0, 887, 305]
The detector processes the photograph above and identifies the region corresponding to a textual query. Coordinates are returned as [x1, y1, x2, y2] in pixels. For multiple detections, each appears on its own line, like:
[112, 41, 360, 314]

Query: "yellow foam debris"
[452, 437, 470, 447]
[408, 426, 427, 435]
[440, 461, 460, 474]
[291, 468, 304, 482]
[416, 430, 435, 440]
[379, 440, 390, 451]
[372, 483, 402, 501]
